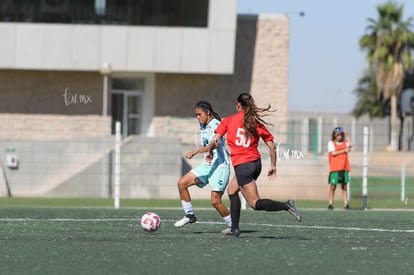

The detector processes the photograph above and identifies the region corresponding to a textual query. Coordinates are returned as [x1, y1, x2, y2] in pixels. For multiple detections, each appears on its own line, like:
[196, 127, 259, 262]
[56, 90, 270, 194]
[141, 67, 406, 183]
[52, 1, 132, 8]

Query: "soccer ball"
[140, 212, 161, 232]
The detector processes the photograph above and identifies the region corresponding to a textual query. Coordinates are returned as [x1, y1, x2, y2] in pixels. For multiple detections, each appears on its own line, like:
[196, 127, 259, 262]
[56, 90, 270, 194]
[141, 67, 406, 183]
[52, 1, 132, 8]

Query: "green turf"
[0, 197, 184, 208]
[349, 176, 414, 209]
[1, 196, 413, 210]
[0, 207, 413, 275]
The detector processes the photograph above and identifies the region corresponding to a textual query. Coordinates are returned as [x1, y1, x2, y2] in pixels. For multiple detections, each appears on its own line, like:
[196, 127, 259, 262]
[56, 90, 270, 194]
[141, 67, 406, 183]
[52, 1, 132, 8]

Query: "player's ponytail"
[240, 93, 257, 137]
[211, 110, 221, 121]
[236, 93, 275, 137]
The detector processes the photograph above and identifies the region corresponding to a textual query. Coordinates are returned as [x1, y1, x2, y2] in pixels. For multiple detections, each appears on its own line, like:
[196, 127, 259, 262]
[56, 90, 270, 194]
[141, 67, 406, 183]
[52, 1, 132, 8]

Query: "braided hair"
[236, 93, 274, 138]
[194, 101, 221, 121]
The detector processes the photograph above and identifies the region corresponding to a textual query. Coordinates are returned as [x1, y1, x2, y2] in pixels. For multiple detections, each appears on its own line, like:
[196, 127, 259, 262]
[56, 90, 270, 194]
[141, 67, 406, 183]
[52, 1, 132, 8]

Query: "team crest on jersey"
[202, 137, 208, 147]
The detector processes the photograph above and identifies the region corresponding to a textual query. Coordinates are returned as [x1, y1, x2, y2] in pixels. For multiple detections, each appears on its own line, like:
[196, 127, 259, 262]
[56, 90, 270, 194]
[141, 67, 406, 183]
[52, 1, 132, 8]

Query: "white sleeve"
[327, 141, 335, 153]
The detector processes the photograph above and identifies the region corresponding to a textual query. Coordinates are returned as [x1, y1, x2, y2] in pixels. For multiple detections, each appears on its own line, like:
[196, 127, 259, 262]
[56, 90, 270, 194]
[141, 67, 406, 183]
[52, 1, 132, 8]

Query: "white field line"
[0, 218, 413, 233]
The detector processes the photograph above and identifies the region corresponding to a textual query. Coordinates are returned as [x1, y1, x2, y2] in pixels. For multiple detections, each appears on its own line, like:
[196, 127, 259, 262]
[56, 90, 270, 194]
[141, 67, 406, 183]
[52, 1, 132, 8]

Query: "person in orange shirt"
[327, 127, 353, 210]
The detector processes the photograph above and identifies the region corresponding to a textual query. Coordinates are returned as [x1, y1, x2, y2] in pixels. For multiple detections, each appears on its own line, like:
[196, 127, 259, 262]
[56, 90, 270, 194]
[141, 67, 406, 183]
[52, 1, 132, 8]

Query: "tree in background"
[359, 1, 414, 151]
[352, 71, 387, 119]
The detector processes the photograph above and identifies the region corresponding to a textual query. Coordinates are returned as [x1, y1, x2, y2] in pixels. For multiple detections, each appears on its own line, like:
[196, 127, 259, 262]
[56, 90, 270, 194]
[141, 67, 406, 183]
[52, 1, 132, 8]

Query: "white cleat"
[174, 214, 197, 227]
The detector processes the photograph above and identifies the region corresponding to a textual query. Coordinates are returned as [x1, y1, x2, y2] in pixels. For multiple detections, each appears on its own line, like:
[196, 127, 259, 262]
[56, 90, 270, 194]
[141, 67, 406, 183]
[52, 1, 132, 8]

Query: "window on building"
[0, 0, 209, 27]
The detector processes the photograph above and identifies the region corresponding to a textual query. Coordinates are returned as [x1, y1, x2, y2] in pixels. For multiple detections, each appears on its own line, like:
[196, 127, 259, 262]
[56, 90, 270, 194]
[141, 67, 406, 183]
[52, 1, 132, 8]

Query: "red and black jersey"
[215, 112, 274, 167]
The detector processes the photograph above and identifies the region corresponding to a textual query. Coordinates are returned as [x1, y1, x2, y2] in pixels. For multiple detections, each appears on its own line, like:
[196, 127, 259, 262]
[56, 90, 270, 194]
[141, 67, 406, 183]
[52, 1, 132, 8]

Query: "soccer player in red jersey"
[209, 93, 302, 237]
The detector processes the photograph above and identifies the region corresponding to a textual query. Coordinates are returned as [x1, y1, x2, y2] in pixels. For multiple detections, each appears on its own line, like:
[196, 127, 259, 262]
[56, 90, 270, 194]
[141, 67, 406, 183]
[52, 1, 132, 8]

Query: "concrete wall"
[1, 135, 413, 199]
[0, 137, 115, 197]
[0, 14, 290, 140]
[250, 14, 289, 134]
[0, 0, 237, 74]
[154, 14, 289, 123]
[0, 70, 104, 114]
[0, 136, 182, 198]
[154, 15, 258, 117]
[0, 114, 110, 140]
[0, 13, 293, 198]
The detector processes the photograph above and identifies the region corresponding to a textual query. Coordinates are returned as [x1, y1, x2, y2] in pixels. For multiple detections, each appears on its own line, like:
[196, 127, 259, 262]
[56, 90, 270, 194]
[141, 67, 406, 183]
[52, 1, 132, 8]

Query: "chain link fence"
[0, 114, 413, 208]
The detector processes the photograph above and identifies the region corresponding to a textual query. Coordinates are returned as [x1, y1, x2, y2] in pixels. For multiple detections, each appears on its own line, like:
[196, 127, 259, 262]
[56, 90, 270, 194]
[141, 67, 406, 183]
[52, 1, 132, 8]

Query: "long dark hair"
[237, 93, 274, 137]
[194, 101, 221, 121]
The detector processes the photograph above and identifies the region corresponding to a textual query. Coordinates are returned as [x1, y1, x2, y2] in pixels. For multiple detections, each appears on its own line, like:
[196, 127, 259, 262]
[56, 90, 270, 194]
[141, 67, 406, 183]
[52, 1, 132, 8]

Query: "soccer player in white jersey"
[174, 101, 232, 231]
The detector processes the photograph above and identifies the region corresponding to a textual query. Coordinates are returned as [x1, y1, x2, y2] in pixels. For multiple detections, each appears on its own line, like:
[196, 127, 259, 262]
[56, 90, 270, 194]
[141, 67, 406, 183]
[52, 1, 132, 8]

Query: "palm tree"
[352, 71, 387, 119]
[359, 1, 414, 151]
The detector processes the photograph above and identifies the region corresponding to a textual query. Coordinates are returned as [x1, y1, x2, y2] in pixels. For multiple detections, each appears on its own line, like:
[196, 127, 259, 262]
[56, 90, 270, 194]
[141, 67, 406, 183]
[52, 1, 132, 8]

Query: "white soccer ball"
[140, 212, 161, 232]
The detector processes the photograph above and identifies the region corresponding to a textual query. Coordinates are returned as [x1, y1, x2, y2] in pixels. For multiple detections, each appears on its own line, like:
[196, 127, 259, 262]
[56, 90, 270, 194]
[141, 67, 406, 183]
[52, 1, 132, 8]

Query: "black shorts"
[234, 159, 262, 186]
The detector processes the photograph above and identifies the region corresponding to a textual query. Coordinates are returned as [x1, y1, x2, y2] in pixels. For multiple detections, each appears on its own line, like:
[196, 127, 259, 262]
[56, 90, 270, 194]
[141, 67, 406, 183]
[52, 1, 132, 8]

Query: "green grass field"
[0, 199, 413, 274]
[349, 176, 414, 209]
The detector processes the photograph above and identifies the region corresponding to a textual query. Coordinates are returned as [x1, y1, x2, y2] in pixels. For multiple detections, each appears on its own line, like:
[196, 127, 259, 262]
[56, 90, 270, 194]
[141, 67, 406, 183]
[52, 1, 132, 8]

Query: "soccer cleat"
[174, 214, 197, 227]
[286, 200, 302, 222]
[328, 205, 334, 210]
[344, 204, 350, 210]
[231, 228, 240, 237]
[221, 228, 232, 235]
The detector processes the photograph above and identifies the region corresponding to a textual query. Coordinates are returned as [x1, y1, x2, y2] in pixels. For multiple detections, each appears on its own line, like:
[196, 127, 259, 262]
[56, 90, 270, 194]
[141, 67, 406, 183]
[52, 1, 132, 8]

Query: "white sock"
[223, 214, 232, 227]
[181, 200, 194, 215]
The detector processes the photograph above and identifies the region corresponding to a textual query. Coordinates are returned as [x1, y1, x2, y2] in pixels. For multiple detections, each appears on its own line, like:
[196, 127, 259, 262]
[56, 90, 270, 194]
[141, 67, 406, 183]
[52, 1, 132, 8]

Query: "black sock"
[255, 199, 288, 211]
[229, 193, 241, 230]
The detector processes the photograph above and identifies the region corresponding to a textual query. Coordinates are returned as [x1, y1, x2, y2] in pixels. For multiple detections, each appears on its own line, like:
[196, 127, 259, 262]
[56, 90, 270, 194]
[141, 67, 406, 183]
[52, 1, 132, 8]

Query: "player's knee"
[177, 178, 189, 190]
[211, 197, 221, 208]
[248, 200, 257, 209]
[177, 179, 184, 187]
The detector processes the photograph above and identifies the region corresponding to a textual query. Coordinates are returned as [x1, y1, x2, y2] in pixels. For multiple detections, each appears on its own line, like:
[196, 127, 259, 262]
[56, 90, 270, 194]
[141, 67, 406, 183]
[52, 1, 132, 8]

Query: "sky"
[237, 0, 414, 113]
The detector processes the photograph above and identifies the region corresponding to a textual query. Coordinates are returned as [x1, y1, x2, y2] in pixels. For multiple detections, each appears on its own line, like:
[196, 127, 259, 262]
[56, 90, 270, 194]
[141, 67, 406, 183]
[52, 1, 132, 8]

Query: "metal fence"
[166, 114, 414, 153]
[0, 115, 413, 208]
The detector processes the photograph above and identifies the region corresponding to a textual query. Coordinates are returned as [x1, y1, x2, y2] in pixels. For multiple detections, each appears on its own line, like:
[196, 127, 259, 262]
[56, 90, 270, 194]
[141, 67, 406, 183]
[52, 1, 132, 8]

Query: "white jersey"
[328, 140, 351, 153]
[199, 118, 230, 166]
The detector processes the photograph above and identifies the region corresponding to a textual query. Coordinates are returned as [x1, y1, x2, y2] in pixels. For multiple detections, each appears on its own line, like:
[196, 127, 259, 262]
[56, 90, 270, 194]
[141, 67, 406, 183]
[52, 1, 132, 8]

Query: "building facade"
[0, 0, 290, 198]
[0, 0, 289, 140]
